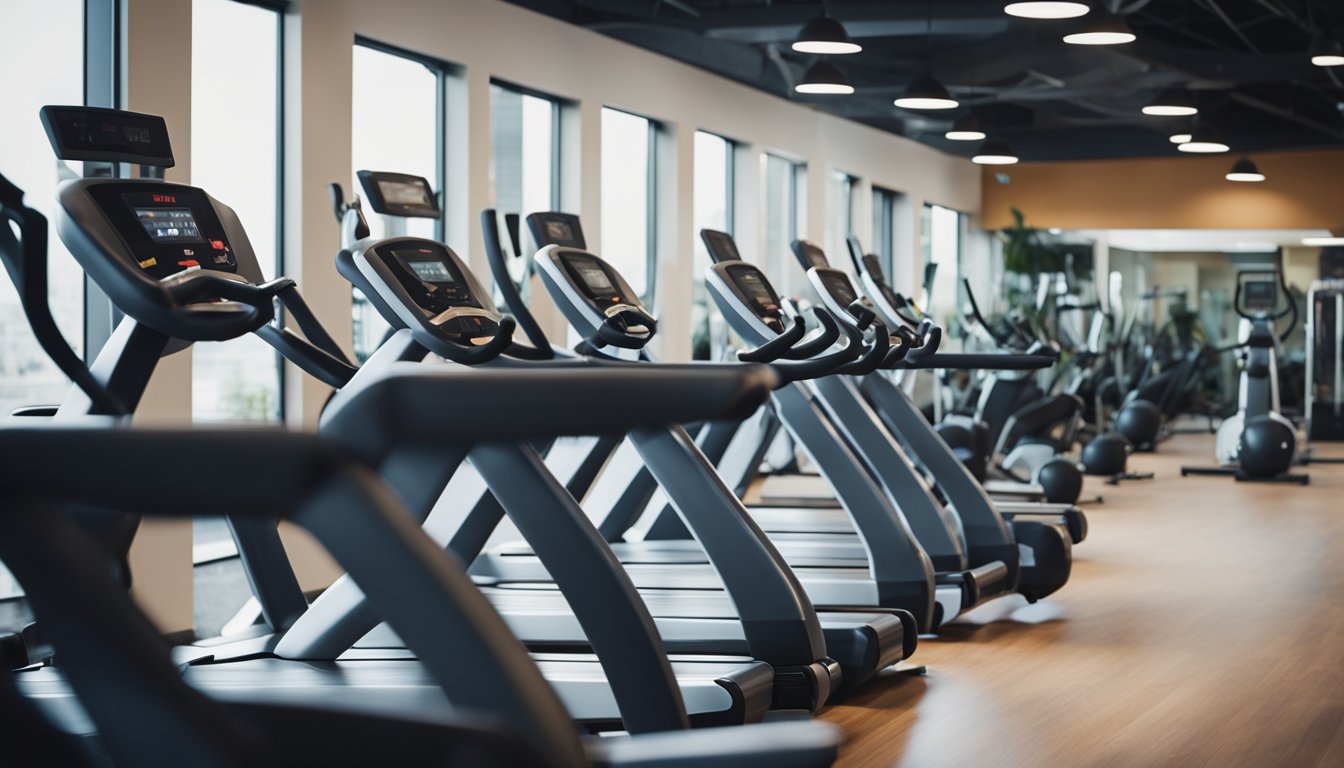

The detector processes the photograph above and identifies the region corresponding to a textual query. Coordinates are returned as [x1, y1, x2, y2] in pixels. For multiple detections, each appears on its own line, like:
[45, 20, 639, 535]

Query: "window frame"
[600, 106, 661, 303]
[489, 78, 564, 212]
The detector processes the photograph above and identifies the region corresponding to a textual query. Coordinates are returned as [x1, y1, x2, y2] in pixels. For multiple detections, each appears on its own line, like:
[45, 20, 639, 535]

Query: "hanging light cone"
[895, 73, 959, 110]
[1004, 2, 1091, 20]
[793, 13, 862, 55]
[946, 112, 986, 141]
[795, 59, 855, 94]
[1225, 157, 1264, 182]
[1063, 11, 1136, 45]
[1169, 132, 1192, 144]
[972, 140, 1020, 165]
[1178, 123, 1229, 153]
[1143, 88, 1198, 116]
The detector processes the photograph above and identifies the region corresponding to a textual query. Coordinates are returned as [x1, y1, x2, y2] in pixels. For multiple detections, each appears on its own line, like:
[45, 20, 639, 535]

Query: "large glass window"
[600, 107, 656, 299]
[190, 0, 282, 423]
[0, 0, 86, 604]
[350, 42, 444, 361]
[871, 186, 902, 282]
[762, 153, 803, 295]
[923, 203, 964, 328]
[490, 83, 558, 223]
[691, 131, 733, 360]
[826, 170, 856, 273]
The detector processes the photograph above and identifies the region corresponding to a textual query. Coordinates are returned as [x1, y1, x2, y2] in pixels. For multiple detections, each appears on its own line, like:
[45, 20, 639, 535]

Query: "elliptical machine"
[1181, 268, 1307, 484]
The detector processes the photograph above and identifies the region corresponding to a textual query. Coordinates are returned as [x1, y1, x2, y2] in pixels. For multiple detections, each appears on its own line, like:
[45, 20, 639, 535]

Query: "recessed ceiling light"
[793, 14, 862, 55]
[895, 73, 959, 110]
[945, 113, 986, 141]
[1063, 12, 1136, 45]
[1004, 2, 1090, 20]
[795, 59, 854, 95]
[973, 140, 1020, 165]
[1225, 157, 1264, 183]
[1303, 237, 1344, 246]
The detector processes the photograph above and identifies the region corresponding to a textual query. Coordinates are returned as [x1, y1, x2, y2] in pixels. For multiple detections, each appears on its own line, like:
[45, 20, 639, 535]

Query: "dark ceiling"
[502, 0, 1344, 162]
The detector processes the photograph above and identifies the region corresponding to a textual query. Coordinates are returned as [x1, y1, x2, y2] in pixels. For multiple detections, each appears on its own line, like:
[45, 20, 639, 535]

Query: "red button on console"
[210, 240, 226, 250]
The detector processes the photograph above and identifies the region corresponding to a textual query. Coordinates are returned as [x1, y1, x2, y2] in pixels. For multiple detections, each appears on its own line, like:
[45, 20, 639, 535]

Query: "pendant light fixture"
[1004, 2, 1090, 20]
[1177, 122, 1229, 153]
[1063, 10, 1136, 45]
[796, 58, 855, 94]
[1142, 88, 1197, 117]
[946, 112, 987, 141]
[896, 2, 959, 110]
[1303, 236, 1344, 246]
[1225, 157, 1264, 183]
[896, 73, 959, 110]
[1169, 132, 1192, 144]
[972, 140, 1020, 165]
[1310, 37, 1344, 67]
[793, 9, 862, 55]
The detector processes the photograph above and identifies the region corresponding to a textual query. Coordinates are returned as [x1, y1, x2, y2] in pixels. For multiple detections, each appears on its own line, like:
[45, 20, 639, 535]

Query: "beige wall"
[982, 150, 1344, 231]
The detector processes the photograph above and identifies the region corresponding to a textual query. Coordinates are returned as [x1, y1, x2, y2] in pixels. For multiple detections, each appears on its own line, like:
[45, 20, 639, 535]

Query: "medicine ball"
[1036, 458, 1084, 504]
[1238, 416, 1295, 478]
[1115, 400, 1162, 451]
[1081, 432, 1131, 476]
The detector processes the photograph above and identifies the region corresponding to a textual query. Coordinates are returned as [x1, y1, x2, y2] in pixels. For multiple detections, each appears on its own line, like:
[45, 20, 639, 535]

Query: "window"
[826, 170, 856, 273]
[762, 153, 804, 295]
[922, 203, 964, 329]
[350, 41, 446, 361]
[490, 83, 558, 224]
[190, 0, 283, 423]
[691, 131, 733, 360]
[871, 186, 901, 281]
[0, 0, 87, 604]
[600, 107, 657, 299]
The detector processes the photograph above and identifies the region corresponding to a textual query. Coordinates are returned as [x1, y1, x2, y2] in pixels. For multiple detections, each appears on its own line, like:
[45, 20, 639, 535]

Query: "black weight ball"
[1115, 400, 1162, 452]
[1238, 416, 1295, 478]
[1037, 458, 1084, 504]
[1081, 432, 1131, 476]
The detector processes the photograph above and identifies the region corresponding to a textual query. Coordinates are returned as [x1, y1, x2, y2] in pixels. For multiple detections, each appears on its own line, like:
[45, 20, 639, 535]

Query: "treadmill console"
[359, 238, 501, 345]
[356, 170, 440, 219]
[700, 229, 741, 263]
[791, 240, 831, 271]
[527, 212, 586, 249]
[85, 182, 240, 280]
[718, 263, 786, 334]
[1239, 271, 1280, 315]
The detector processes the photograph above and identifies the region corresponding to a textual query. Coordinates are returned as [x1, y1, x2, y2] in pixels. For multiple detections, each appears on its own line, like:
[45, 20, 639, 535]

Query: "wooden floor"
[819, 430, 1344, 768]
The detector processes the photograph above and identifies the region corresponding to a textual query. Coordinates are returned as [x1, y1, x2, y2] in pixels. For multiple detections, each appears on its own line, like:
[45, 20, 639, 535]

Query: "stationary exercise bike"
[1182, 268, 1307, 484]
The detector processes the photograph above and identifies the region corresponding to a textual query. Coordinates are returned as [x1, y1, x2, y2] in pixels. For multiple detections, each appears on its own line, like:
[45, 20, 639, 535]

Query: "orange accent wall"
[980, 149, 1344, 231]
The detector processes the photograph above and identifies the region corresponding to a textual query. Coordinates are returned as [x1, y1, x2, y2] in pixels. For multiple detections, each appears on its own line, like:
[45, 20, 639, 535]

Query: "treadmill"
[0, 172, 840, 768]
[15, 106, 791, 734]
[470, 211, 1010, 632]
[327, 177, 916, 703]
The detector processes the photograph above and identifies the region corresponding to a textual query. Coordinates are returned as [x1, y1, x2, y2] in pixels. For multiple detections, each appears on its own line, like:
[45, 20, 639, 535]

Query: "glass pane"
[763, 153, 799, 295]
[350, 44, 440, 361]
[927, 204, 962, 333]
[826, 171, 854, 274]
[0, 0, 85, 602]
[692, 131, 730, 360]
[190, 0, 281, 423]
[490, 86, 555, 246]
[600, 107, 652, 297]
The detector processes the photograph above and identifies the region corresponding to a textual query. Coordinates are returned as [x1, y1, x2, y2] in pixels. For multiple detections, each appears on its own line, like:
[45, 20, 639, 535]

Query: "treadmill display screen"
[406, 258, 456, 283]
[578, 264, 615, 293]
[134, 207, 203, 243]
[379, 179, 434, 208]
[820, 272, 858, 305]
[546, 220, 576, 244]
[737, 270, 778, 313]
[1243, 278, 1276, 311]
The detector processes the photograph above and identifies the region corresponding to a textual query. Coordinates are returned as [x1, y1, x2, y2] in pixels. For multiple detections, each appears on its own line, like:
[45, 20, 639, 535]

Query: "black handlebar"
[482, 209, 552, 357]
[0, 173, 127, 415]
[787, 305, 842, 359]
[737, 314, 806, 362]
